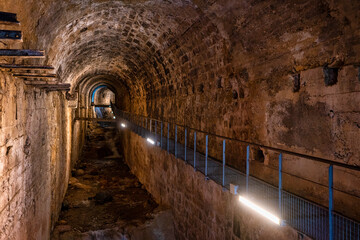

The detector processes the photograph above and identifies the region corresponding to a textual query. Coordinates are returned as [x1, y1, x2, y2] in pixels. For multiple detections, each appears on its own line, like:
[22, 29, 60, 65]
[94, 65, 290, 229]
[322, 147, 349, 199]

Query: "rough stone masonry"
[0, 0, 359, 239]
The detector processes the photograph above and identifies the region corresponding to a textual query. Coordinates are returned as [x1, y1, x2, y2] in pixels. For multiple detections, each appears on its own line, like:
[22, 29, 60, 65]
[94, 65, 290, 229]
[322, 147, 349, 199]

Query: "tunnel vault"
[0, 0, 359, 239]
[72, 72, 131, 116]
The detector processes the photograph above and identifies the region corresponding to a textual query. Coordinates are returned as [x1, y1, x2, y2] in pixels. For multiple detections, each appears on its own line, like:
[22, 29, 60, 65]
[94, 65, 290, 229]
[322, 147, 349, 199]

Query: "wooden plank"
[0, 49, 45, 58]
[46, 88, 70, 92]
[0, 30, 21, 40]
[27, 83, 70, 88]
[0, 21, 20, 26]
[75, 118, 117, 122]
[16, 76, 57, 80]
[14, 73, 56, 77]
[0, 64, 54, 70]
[26, 83, 70, 92]
[15, 76, 57, 79]
[24, 80, 58, 85]
[0, 12, 19, 24]
[13, 73, 57, 81]
[93, 105, 112, 107]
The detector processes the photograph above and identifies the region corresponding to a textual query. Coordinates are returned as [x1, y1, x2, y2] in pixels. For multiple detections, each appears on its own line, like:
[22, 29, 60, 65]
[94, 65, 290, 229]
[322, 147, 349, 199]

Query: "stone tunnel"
[0, 0, 359, 239]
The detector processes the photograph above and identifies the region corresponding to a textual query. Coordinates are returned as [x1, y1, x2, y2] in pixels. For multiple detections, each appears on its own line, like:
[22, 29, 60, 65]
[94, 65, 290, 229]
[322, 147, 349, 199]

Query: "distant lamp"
[121, 123, 126, 128]
[239, 196, 281, 225]
[147, 138, 155, 145]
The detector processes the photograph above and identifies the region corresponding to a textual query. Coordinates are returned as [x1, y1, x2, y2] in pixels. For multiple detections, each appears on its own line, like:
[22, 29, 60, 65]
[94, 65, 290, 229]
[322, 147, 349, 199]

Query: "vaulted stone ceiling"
[0, 0, 202, 99]
[2, 0, 358, 103]
[1, 0, 359, 141]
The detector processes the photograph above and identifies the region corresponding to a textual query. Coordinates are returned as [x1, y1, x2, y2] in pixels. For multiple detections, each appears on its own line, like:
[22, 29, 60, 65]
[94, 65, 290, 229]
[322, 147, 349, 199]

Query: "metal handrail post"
[205, 135, 208, 177]
[222, 140, 226, 187]
[194, 131, 196, 169]
[155, 120, 157, 144]
[184, 128, 187, 162]
[279, 153, 282, 218]
[246, 145, 250, 194]
[167, 123, 170, 152]
[160, 122, 163, 148]
[175, 125, 177, 157]
[329, 165, 334, 240]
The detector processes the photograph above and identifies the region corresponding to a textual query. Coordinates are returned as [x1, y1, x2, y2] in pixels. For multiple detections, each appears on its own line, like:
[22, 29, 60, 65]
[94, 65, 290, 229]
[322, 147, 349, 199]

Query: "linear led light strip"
[142, 129, 279, 224]
[239, 196, 281, 225]
[147, 138, 155, 145]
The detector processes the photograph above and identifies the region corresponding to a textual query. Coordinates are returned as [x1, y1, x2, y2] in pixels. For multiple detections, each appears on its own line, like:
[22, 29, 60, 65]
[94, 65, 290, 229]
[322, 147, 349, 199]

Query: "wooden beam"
[0, 30, 21, 40]
[13, 73, 57, 79]
[0, 64, 54, 71]
[24, 80, 58, 85]
[0, 12, 19, 24]
[14, 73, 56, 77]
[26, 83, 70, 88]
[26, 83, 70, 92]
[0, 21, 20, 26]
[75, 117, 117, 122]
[93, 105, 112, 108]
[46, 88, 70, 92]
[16, 76, 57, 80]
[0, 49, 45, 58]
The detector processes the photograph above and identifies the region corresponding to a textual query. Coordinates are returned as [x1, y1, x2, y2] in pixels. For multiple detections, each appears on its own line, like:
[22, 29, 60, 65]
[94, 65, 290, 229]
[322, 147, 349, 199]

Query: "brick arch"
[36, 1, 201, 103]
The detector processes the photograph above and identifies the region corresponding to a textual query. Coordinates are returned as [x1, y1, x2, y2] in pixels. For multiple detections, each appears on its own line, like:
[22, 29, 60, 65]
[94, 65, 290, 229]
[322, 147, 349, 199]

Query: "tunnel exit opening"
[90, 85, 116, 119]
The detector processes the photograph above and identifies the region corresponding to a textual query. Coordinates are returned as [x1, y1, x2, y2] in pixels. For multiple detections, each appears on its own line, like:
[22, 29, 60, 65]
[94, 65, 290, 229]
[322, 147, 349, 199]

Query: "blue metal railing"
[115, 109, 360, 240]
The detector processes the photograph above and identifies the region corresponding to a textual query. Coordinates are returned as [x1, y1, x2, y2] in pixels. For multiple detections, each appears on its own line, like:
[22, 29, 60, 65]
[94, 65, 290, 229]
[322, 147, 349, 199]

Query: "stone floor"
[51, 123, 175, 240]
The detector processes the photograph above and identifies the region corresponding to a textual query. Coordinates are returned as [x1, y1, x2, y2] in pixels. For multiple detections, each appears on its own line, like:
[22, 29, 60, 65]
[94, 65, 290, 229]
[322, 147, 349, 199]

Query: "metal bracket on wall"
[0, 49, 45, 58]
[0, 30, 21, 40]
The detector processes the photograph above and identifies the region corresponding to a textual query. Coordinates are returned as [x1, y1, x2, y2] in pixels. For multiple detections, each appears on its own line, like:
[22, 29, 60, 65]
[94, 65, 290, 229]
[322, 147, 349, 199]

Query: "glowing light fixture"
[113, 116, 116, 119]
[121, 123, 126, 128]
[147, 138, 155, 145]
[239, 196, 281, 225]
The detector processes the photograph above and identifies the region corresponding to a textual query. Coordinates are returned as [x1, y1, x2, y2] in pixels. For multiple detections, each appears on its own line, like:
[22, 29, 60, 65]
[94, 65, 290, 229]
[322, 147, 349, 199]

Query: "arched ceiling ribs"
[0, 0, 202, 102]
[33, 1, 200, 98]
[74, 71, 128, 95]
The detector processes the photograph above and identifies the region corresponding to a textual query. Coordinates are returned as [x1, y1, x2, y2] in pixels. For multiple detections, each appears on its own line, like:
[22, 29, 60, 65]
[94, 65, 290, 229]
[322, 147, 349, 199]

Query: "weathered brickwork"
[0, 72, 70, 239]
[143, 1, 360, 221]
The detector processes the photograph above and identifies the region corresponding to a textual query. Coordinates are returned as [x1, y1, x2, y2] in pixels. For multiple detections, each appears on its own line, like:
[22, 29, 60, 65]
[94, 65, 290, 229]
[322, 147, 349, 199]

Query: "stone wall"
[140, 1, 360, 221]
[121, 130, 303, 240]
[0, 1, 358, 238]
[0, 72, 71, 240]
[145, 1, 360, 166]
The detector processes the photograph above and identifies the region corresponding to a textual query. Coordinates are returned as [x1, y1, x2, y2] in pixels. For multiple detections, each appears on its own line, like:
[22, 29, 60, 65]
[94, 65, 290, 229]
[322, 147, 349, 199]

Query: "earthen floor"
[51, 125, 159, 239]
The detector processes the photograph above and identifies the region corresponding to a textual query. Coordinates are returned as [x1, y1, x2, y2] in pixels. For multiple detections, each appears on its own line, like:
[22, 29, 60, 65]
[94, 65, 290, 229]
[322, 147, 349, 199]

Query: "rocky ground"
[51, 123, 175, 240]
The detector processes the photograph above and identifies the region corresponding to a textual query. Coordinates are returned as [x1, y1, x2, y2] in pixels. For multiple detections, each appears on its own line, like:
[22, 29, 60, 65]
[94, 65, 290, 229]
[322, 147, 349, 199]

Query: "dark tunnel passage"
[0, 1, 360, 240]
